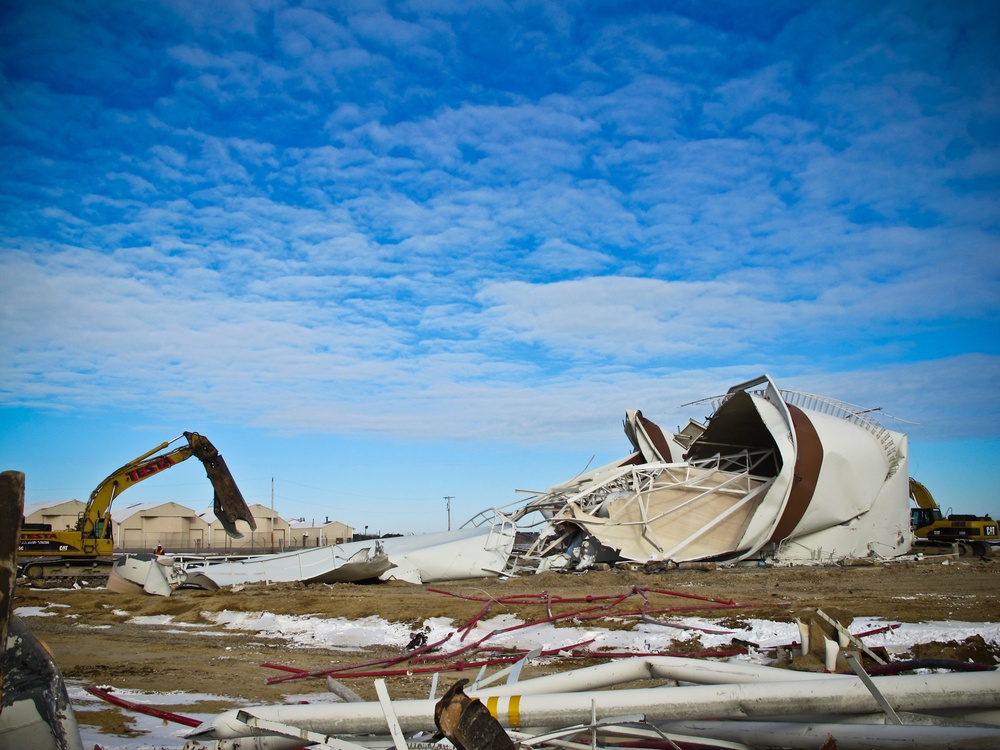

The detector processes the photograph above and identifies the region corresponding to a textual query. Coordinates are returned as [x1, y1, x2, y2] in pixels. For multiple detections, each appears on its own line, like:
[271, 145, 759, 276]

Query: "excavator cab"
[910, 506, 943, 532]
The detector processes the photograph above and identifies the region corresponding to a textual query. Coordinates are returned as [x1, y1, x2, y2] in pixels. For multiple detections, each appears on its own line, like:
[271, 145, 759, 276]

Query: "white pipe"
[217, 738, 309, 750]
[188, 671, 1000, 741]
[482, 655, 848, 696]
[958, 709, 1000, 726]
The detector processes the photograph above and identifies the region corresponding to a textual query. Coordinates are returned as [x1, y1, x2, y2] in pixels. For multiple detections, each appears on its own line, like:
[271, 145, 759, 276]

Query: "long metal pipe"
[479, 655, 850, 696]
[189, 671, 1000, 741]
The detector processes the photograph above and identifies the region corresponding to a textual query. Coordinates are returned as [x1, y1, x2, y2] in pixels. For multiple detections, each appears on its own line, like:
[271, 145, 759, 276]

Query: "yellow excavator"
[909, 477, 998, 557]
[17, 431, 256, 580]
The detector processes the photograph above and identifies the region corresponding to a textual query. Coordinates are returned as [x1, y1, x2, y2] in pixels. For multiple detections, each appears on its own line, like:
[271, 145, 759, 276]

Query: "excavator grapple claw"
[185, 432, 257, 539]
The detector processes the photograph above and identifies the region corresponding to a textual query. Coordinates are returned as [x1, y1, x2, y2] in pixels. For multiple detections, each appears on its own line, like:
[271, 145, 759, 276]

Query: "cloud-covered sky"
[2, 0, 998, 532]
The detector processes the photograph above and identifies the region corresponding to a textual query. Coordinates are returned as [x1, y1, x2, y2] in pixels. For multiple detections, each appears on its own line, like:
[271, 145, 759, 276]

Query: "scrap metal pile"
[505, 374, 912, 572]
[82, 585, 1000, 749]
[184, 661, 1000, 750]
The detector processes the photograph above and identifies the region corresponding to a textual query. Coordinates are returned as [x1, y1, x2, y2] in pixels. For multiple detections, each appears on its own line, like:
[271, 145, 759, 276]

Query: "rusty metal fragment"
[435, 679, 514, 750]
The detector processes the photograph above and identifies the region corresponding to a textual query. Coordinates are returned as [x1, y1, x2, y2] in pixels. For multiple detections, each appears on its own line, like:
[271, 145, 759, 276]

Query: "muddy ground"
[13, 556, 1000, 742]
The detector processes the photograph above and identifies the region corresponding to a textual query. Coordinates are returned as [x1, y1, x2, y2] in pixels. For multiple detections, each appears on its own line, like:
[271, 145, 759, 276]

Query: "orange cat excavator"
[17, 432, 256, 580]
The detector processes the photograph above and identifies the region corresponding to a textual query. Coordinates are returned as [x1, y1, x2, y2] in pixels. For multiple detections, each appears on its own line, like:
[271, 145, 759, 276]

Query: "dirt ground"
[13, 556, 1000, 742]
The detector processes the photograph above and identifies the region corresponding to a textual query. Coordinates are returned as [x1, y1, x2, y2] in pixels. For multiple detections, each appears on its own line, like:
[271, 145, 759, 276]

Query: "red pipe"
[457, 602, 493, 640]
[261, 662, 309, 673]
[428, 588, 636, 605]
[84, 686, 202, 728]
[265, 586, 784, 686]
[286, 647, 750, 681]
[267, 632, 453, 684]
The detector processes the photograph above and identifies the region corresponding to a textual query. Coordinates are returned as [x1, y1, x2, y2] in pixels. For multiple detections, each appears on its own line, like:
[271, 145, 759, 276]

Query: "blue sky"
[1, 0, 998, 534]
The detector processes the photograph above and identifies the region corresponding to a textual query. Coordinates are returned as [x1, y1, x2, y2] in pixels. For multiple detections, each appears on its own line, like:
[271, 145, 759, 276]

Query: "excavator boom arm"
[908, 477, 938, 510]
[82, 432, 256, 540]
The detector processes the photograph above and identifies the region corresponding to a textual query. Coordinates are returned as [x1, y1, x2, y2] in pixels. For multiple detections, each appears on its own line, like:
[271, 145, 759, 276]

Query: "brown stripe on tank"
[768, 403, 823, 544]
[637, 411, 673, 462]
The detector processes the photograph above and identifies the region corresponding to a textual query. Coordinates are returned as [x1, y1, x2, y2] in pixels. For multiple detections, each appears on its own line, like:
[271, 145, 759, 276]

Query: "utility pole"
[444, 496, 454, 531]
[270, 477, 275, 554]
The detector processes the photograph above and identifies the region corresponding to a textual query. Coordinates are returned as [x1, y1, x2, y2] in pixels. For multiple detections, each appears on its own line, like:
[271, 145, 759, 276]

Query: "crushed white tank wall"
[788, 410, 892, 535]
[726, 391, 796, 557]
[375, 523, 517, 583]
[179, 524, 516, 587]
[514, 375, 912, 568]
[774, 433, 911, 563]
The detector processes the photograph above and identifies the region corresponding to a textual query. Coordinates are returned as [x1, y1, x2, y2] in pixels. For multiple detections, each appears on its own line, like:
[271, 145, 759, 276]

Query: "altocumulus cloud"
[0, 0, 997, 453]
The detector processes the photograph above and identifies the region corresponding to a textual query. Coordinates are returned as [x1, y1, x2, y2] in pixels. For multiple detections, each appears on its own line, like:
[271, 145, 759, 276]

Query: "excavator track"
[20, 557, 113, 584]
